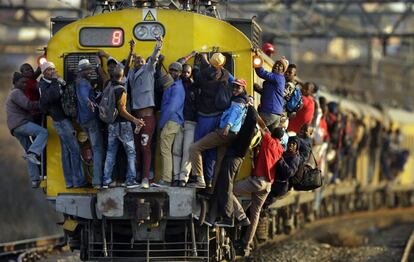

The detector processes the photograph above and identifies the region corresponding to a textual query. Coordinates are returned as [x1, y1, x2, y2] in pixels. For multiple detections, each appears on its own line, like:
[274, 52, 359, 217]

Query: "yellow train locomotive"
[43, 3, 260, 261]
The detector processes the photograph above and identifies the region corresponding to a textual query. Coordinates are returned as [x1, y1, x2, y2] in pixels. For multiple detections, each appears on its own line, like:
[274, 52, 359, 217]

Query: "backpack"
[60, 83, 78, 118]
[285, 87, 303, 113]
[99, 84, 123, 124]
[214, 81, 232, 111]
[289, 151, 322, 191]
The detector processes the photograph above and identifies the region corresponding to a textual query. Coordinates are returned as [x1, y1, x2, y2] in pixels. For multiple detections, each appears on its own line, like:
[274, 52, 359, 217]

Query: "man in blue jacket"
[187, 79, 248, 189]
[255, 57, 289, 131]
[76, 59, 104, 189]
[158, 62, 186, 187]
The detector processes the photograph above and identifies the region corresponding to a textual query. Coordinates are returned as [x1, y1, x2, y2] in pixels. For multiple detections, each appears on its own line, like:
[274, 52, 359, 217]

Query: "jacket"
[38, 77, 67, 122]
[159, 79, 185, 129]
[219, 101, 246, 133]
[128, 45, 161, 110]
[6, 87, 39, 133]
[255, 67, 285, 115]
[195, 66, 230, 116]
[182, 77, 197, 122]
[76, 78, 98, 124]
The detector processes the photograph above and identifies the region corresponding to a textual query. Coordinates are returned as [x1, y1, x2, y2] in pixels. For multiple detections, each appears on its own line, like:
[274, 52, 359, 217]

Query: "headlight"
[133, 22, 165, 41]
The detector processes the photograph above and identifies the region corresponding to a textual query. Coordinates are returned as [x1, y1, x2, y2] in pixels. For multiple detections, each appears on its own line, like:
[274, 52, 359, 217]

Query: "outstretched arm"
[124, 39, 136, 76]
[148, 37, 163, 67]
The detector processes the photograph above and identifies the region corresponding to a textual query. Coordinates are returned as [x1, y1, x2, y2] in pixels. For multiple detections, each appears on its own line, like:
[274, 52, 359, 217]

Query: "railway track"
[0, 234, 65, 262]
[401, 230, 414, 262]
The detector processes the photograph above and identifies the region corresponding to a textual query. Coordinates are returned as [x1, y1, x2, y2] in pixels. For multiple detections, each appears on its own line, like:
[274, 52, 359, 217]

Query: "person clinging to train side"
[157, 62, 186, 187]
[38, 62, 88, 189]
[254, 56, 289, 131]
[6, 72, 48, 188]
[75, 59, 104, 189]
[102, 64, 145, 189]
[232, 126, 285, 256]
[127, 36, 163, 189]
[187, 79, 248, 189]
[190, 52, 234, 189]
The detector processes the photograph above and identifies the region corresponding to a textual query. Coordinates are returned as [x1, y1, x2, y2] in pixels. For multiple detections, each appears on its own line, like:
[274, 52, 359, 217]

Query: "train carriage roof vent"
[225, 18, 262, 48]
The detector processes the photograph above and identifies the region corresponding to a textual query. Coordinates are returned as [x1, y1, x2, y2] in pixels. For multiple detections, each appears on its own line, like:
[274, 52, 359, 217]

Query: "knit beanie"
[40, 61, 55, 74]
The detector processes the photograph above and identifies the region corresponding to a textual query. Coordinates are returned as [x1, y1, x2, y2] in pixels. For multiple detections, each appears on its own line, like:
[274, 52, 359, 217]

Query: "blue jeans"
[13, 121, 48, 182]
[53, 119, 86, 188]
[103, 122, 137, 184]
[81, 119, 104, 186]
[194, 115, 221, 182]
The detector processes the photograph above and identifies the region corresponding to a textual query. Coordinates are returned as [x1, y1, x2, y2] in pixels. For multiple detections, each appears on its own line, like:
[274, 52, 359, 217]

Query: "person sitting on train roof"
[232, 127, 285, 256]
[156, 62, 186, 188]
[254, 56, 289, 132]
[172, 63, 198, 187]
[191, 52, 235, 188]
[102, 65, 145, 189]
[187, 79, 248, 189]
[206, 95, 266, 227]
[288, 82, 315, 134]
[38, 62, 88, 189]
[20, 63, 42, 125]
[126, 37, 162, 188]
[6, 72, 48, 189]
[75, 59, 104, 190]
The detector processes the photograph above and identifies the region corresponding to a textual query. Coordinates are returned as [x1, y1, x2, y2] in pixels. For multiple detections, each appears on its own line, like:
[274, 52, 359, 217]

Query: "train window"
[79, 27, 124, 47]
[63, 53, 99, 86]
[133, 22, 165, 41]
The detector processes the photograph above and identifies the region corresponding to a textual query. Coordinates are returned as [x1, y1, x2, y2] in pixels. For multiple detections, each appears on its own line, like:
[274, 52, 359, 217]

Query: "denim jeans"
[81, 119, 104, 186]
[103, 122, 137, 184]
[53, 119, 86, 188]
[194, 115, 221, 182]
[13, 121, 48, 182]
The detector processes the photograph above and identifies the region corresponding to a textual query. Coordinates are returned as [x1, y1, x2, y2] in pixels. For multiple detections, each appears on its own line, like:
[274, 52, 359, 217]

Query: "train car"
[42, 3, 263, 261]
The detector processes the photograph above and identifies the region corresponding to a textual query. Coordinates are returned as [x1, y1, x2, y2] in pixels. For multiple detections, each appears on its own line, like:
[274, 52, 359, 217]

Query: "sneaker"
[215, 217, 234, 227]
[141, 178, 149, 189]
[154, 179, 170, 187]
[23, 153, 41, 165]
[126, 181, 140, 189]
[186, 177, 206, 189]
[109, 181, 118, 188]
[93, 185, 102, 190]
[206, 180, 213, 189]
[178, 180, 186, 187]
[238, 217, 251, 227]
[102, 180, 112, 189]
[171, 180, 179, 187]
[31, 180, 40, 188]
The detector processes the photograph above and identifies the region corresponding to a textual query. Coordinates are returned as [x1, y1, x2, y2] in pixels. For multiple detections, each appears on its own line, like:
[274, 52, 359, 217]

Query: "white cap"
[78, 59, 93, 72]
[40, 61, 55, 74]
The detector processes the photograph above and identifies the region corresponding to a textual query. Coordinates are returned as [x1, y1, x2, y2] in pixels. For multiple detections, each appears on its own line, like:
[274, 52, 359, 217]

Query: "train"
[36, 1, 414, 261]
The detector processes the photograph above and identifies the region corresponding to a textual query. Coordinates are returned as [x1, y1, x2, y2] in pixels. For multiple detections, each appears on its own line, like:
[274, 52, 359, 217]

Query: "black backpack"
[60, 83, 78, 118]
[289, 151, 323, 191]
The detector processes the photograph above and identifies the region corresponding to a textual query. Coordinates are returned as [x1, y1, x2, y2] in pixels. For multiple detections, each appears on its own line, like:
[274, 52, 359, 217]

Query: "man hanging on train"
[102, 64, 145, 189]
[254, 56, 289, 131]
[75, 59, 104, 189]
[157, 62, 185, 187]
[38, 62, 87, 188]
[127, 37, 163, 189]
[6, 72, 48, 188]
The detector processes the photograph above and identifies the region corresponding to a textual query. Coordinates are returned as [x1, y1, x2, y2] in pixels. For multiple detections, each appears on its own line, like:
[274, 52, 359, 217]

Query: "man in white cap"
[75, 59, 104, 189]
[38, 61, 87, 189]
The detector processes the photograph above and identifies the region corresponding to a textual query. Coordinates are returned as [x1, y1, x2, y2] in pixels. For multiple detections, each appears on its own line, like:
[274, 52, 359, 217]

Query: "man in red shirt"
[288, 82, 315, 134]
[232, 126, 285, 256]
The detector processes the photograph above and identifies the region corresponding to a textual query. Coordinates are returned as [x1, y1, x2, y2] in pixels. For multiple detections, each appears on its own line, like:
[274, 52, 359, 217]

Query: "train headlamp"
[37, 56, 47, 66]
[133, 22, 165, 41]
[253, 53, 263, 68]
